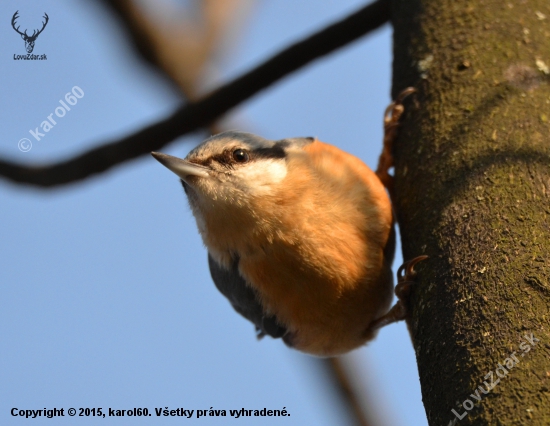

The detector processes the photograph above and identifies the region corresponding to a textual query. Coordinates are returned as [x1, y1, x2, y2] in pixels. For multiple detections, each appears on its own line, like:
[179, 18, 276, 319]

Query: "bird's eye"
[232, 149, 249, 163]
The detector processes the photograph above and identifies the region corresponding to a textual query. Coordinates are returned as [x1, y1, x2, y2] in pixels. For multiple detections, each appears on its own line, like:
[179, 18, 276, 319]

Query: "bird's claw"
[395, 254, 428, 298]
[376, 87, 416, 193]
[364, 255, 428, 336]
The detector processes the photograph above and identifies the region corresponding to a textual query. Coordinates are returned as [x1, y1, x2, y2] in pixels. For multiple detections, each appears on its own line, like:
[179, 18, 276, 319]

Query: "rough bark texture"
[391, 0, 550, 424]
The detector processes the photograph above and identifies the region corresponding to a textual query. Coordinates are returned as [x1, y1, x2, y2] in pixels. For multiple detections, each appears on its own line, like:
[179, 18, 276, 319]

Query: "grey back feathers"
[208, 254, 287, 339]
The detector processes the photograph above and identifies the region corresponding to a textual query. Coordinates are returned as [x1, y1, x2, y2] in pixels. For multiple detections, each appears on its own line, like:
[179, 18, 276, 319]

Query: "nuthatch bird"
[152, 89, 426, 356]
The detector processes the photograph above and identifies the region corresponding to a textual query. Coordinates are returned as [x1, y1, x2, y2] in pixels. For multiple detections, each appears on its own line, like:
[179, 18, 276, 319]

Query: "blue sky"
[0, 1, 427, 425]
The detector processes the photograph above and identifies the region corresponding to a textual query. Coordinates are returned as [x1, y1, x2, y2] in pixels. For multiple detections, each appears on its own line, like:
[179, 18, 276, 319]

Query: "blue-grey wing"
[207, 253, 287, 339]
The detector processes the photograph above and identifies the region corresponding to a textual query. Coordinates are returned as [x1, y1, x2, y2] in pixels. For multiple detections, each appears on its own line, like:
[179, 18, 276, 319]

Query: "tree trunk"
[390, 0, 550, 424]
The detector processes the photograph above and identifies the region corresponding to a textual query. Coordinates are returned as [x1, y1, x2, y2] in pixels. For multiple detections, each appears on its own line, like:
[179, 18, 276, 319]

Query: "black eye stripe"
[254, 145, 286, 160]
[199, 144, 287, 168]
[212, 146, 286, 165]
[208, 151, 234, 166]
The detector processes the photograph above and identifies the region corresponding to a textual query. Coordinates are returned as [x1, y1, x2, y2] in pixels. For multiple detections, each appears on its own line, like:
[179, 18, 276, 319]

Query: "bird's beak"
[151, 152, 210, 180]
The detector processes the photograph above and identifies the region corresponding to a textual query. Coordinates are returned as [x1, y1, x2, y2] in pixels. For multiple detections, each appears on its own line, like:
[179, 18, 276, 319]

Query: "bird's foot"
[364, 255, 428, 336]
[375, 87, 416, 193]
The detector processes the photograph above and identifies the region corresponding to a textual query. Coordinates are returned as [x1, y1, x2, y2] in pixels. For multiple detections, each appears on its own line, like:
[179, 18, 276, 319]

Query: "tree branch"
[1, 0, 389, 188]
[96, 0, 254, 98]
[392, 0, 550, 424]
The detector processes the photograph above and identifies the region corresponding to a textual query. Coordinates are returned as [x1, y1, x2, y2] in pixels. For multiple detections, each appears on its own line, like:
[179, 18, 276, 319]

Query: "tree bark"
[391, 0, 550, 424]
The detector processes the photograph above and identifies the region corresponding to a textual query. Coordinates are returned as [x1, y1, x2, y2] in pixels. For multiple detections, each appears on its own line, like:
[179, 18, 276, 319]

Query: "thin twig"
[318, 357, 376, 426]
[96, 0, 164, 80]
[96, 0, 253, 98]
[0, 0, 390, 187]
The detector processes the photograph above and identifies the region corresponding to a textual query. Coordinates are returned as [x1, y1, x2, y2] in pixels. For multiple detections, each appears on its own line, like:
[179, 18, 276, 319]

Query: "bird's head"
[152, 131, 314, 230]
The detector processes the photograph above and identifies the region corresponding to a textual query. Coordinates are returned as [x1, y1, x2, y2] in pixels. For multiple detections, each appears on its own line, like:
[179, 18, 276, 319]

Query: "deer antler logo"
[11, 11, 49, 54]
